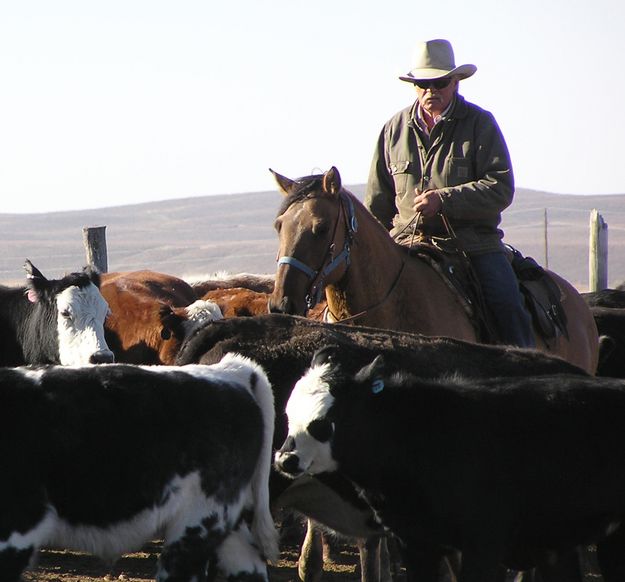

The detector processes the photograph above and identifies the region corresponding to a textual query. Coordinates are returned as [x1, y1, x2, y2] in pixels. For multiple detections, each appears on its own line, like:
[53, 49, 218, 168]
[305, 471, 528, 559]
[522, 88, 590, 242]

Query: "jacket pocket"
[446, 157, 473, 185]
[389, 160, 410, 196]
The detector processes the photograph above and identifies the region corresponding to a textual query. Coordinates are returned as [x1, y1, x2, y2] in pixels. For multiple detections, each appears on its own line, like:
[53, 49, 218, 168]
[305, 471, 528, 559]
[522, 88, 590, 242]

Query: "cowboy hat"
[399, 39, 477, 83]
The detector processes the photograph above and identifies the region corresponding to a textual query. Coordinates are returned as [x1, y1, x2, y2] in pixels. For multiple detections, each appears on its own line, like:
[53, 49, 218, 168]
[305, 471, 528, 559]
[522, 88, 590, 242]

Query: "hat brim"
[399, 64, 477, 83]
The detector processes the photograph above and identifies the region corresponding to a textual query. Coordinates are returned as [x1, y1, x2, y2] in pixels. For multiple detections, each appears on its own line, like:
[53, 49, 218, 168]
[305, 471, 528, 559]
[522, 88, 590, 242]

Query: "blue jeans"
[469, 252, 536, 348]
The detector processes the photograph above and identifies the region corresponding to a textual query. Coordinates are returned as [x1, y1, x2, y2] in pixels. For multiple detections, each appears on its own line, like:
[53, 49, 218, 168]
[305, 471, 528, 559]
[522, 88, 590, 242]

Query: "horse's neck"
[325, 208, 405, 320]
[324, 208, 476, 339]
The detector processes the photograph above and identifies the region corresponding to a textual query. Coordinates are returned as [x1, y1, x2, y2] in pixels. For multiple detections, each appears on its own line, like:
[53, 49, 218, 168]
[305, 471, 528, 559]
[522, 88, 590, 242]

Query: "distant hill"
[0, 186, 623, 291]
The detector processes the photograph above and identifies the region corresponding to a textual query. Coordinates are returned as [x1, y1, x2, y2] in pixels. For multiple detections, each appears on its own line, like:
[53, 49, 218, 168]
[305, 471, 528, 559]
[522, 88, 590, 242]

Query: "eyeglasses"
[413, 78, 453, 90]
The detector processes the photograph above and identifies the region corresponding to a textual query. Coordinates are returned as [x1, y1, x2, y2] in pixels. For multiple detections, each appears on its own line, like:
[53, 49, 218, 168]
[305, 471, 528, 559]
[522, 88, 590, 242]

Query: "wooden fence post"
[588, 209, 608, 291]
[82, 226, 108, 273]
[543, 208, 549, 269]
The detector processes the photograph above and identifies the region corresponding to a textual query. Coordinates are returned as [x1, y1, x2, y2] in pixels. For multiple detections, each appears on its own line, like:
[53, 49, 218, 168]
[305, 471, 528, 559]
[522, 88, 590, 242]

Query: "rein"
[325, 259, 407, 324]
[277, 191, 358, 309]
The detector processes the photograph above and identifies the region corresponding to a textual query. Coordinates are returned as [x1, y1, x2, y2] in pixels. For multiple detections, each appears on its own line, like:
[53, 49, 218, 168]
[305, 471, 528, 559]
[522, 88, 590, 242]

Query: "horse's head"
[268, 166, 357, 316]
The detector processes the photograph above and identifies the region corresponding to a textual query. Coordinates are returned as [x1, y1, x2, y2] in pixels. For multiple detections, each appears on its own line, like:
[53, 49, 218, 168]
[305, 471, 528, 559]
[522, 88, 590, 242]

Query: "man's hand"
[413, 189, 442, 218]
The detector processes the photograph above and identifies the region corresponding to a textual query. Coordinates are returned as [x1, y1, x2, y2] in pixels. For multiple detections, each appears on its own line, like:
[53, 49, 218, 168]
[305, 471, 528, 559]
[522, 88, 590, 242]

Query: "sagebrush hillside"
[0, 186, 623, 290]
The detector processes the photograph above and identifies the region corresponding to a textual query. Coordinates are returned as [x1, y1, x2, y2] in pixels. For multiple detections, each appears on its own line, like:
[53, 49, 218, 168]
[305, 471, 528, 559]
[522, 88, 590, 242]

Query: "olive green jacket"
[364, 94, 514, 255]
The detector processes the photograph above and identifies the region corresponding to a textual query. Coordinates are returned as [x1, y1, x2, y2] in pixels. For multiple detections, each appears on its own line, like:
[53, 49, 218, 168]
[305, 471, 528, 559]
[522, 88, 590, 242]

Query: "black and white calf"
[276, 346, 625, 582]
[0, 260, 114, 365]
[0, 354, 278, 582]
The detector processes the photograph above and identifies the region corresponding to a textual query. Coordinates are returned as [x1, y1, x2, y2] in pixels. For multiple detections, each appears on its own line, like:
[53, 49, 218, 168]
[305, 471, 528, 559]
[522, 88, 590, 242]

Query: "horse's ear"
[322, 166, 342, 195]
[270, 168, 296, 196]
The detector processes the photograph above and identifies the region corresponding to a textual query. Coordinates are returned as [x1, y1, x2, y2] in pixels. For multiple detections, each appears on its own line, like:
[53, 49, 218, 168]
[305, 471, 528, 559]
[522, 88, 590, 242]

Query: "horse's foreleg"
[298, 519, 324, 582]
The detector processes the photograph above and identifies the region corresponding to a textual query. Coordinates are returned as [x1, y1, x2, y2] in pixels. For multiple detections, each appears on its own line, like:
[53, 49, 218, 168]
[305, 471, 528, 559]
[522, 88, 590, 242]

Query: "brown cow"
[101, 270, 222, 364]
[200, 287, 327, 320]
[187, 272, 276, 296]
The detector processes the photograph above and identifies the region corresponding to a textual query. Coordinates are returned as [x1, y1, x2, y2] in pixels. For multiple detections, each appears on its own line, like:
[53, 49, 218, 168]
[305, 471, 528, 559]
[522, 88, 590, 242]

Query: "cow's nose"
[275, 452, 301, 476]
[90, 350, 115, 364]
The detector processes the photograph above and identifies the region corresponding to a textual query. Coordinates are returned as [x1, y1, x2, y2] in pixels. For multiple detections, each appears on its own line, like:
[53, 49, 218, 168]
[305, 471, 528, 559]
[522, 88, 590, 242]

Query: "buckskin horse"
[268, 166, 598, 375]
[268, 166, 599, 582]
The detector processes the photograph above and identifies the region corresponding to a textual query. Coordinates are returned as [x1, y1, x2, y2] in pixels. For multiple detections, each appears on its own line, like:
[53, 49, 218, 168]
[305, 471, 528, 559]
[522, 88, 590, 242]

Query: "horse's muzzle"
[268, 295, 305, 316]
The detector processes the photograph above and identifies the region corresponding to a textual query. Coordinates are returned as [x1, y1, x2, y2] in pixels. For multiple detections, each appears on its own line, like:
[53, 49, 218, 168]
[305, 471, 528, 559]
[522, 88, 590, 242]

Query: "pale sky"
[1, 0, 623, 214]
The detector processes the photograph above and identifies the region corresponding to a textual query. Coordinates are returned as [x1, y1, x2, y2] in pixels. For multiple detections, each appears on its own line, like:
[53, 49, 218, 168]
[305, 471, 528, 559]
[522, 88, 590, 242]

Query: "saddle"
[403, 237, 568, 345]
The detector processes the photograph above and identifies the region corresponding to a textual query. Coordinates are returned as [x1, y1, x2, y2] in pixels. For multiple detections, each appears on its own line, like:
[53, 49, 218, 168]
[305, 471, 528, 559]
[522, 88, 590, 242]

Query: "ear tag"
[371, 379, 385, 394]
[27, 289, 39, 303]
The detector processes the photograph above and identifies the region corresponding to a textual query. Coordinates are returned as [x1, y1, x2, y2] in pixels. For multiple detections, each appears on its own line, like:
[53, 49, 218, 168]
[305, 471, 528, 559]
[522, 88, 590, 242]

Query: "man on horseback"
[365, 38, 535, 348]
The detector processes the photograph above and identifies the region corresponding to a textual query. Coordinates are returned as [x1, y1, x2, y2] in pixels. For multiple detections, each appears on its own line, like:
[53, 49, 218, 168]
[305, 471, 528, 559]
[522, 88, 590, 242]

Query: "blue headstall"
[277, 191, 358, 310]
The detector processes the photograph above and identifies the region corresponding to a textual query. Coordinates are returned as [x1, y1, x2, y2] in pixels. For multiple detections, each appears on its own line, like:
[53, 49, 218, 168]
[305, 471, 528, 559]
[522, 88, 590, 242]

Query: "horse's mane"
[277, 174, 330, 216]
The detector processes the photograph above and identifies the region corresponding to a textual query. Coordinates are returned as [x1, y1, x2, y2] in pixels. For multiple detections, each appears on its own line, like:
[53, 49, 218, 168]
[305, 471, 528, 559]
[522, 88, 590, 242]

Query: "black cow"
[174, 314, 588, 581]
[276, 347, 625, 582]
[592, 306, 625, 378]
[0, 260, 114, 365]
[579, 291, 625, 378]
[582, 288, 625, 308]
[0, 355, 278, 582]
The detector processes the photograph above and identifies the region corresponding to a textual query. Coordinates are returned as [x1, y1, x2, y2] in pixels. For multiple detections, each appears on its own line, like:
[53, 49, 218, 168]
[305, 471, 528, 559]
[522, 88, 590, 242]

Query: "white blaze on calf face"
[186, 299, 224, 325]
[283, 362, 338, 474]
[55, 283, 113, 365]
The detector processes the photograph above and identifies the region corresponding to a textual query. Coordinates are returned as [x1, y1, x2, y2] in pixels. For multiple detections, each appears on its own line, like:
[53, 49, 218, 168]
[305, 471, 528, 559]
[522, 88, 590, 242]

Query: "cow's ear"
[311, 345, 341, 369]
[159, 304, 183, 340]
[24, 259, 48, 302]
[356, 354, 386, 394]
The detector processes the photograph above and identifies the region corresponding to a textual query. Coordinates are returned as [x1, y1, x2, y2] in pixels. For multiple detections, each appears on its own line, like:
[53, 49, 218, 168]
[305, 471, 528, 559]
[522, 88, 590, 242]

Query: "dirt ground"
[22, 538, 367, 582]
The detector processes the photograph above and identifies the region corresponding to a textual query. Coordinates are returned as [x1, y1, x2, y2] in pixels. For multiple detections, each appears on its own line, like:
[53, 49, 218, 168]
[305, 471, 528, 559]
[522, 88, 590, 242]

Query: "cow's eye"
[307, 419, 333, 442]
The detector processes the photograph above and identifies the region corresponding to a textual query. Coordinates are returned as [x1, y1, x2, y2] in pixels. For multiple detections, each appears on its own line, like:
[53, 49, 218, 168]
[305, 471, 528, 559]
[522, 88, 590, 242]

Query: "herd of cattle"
[1, 259, 625, 582]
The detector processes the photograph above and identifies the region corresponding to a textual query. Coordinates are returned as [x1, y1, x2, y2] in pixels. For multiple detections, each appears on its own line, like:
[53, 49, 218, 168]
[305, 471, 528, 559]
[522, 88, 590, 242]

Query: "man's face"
[414, 76, 458, 115]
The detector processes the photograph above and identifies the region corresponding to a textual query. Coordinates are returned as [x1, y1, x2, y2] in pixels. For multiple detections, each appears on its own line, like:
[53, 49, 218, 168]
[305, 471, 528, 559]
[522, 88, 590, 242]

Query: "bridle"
[277, 191, 358, 310]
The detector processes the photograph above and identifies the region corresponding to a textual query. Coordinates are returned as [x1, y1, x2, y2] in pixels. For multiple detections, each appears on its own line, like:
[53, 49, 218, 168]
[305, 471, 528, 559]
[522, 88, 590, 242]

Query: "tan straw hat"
[399, 39, 477, 83]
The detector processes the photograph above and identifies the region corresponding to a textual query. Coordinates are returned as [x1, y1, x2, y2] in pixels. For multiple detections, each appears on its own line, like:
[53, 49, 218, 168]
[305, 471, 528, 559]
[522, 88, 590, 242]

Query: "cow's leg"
[158, 502, 235, 582]
[158, 519, 221, 582]
[0, 493, 52, 582]
[216, 525, 269, 582]
[298, 519, 324, 582]
[0, 546, 35, 582]
[357, 535, 397, 582]
[401, 541, 448, 582]
[533, 548, 582, 582]
[456, 543, 502, 582]
[596, 528, 625, 582]
[357, 535, 381, 582]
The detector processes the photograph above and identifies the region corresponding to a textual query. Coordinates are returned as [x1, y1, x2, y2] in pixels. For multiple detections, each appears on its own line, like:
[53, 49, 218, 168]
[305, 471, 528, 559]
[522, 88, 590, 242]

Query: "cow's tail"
[248, 360, 280, 563]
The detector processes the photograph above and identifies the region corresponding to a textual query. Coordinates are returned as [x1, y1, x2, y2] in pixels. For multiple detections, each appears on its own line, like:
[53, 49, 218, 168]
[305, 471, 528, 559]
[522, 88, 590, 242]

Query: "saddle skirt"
[403, 237, 568, 345]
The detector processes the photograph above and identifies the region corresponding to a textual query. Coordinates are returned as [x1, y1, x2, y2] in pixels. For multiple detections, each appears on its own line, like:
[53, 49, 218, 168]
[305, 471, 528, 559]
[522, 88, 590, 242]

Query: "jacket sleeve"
[437, 110, 514, 221]
[364, 125, 397, 231]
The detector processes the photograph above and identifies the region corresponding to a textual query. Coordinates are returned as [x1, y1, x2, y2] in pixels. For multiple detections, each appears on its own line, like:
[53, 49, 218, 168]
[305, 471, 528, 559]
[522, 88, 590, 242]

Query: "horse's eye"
[274, 218, 282, 234]
[312, 222, 330, 237]
[60, 309, 72, 319]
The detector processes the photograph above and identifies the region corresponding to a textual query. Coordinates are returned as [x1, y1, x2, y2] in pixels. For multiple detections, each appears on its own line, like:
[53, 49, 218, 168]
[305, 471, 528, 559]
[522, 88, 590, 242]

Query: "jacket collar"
[446, 93, 469, 120]
[409, 93, 469, 130]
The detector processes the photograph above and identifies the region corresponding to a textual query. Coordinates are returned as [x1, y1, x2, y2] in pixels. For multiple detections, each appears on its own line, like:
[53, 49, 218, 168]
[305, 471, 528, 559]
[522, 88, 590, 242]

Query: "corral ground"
[22, 538, 367, 582]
